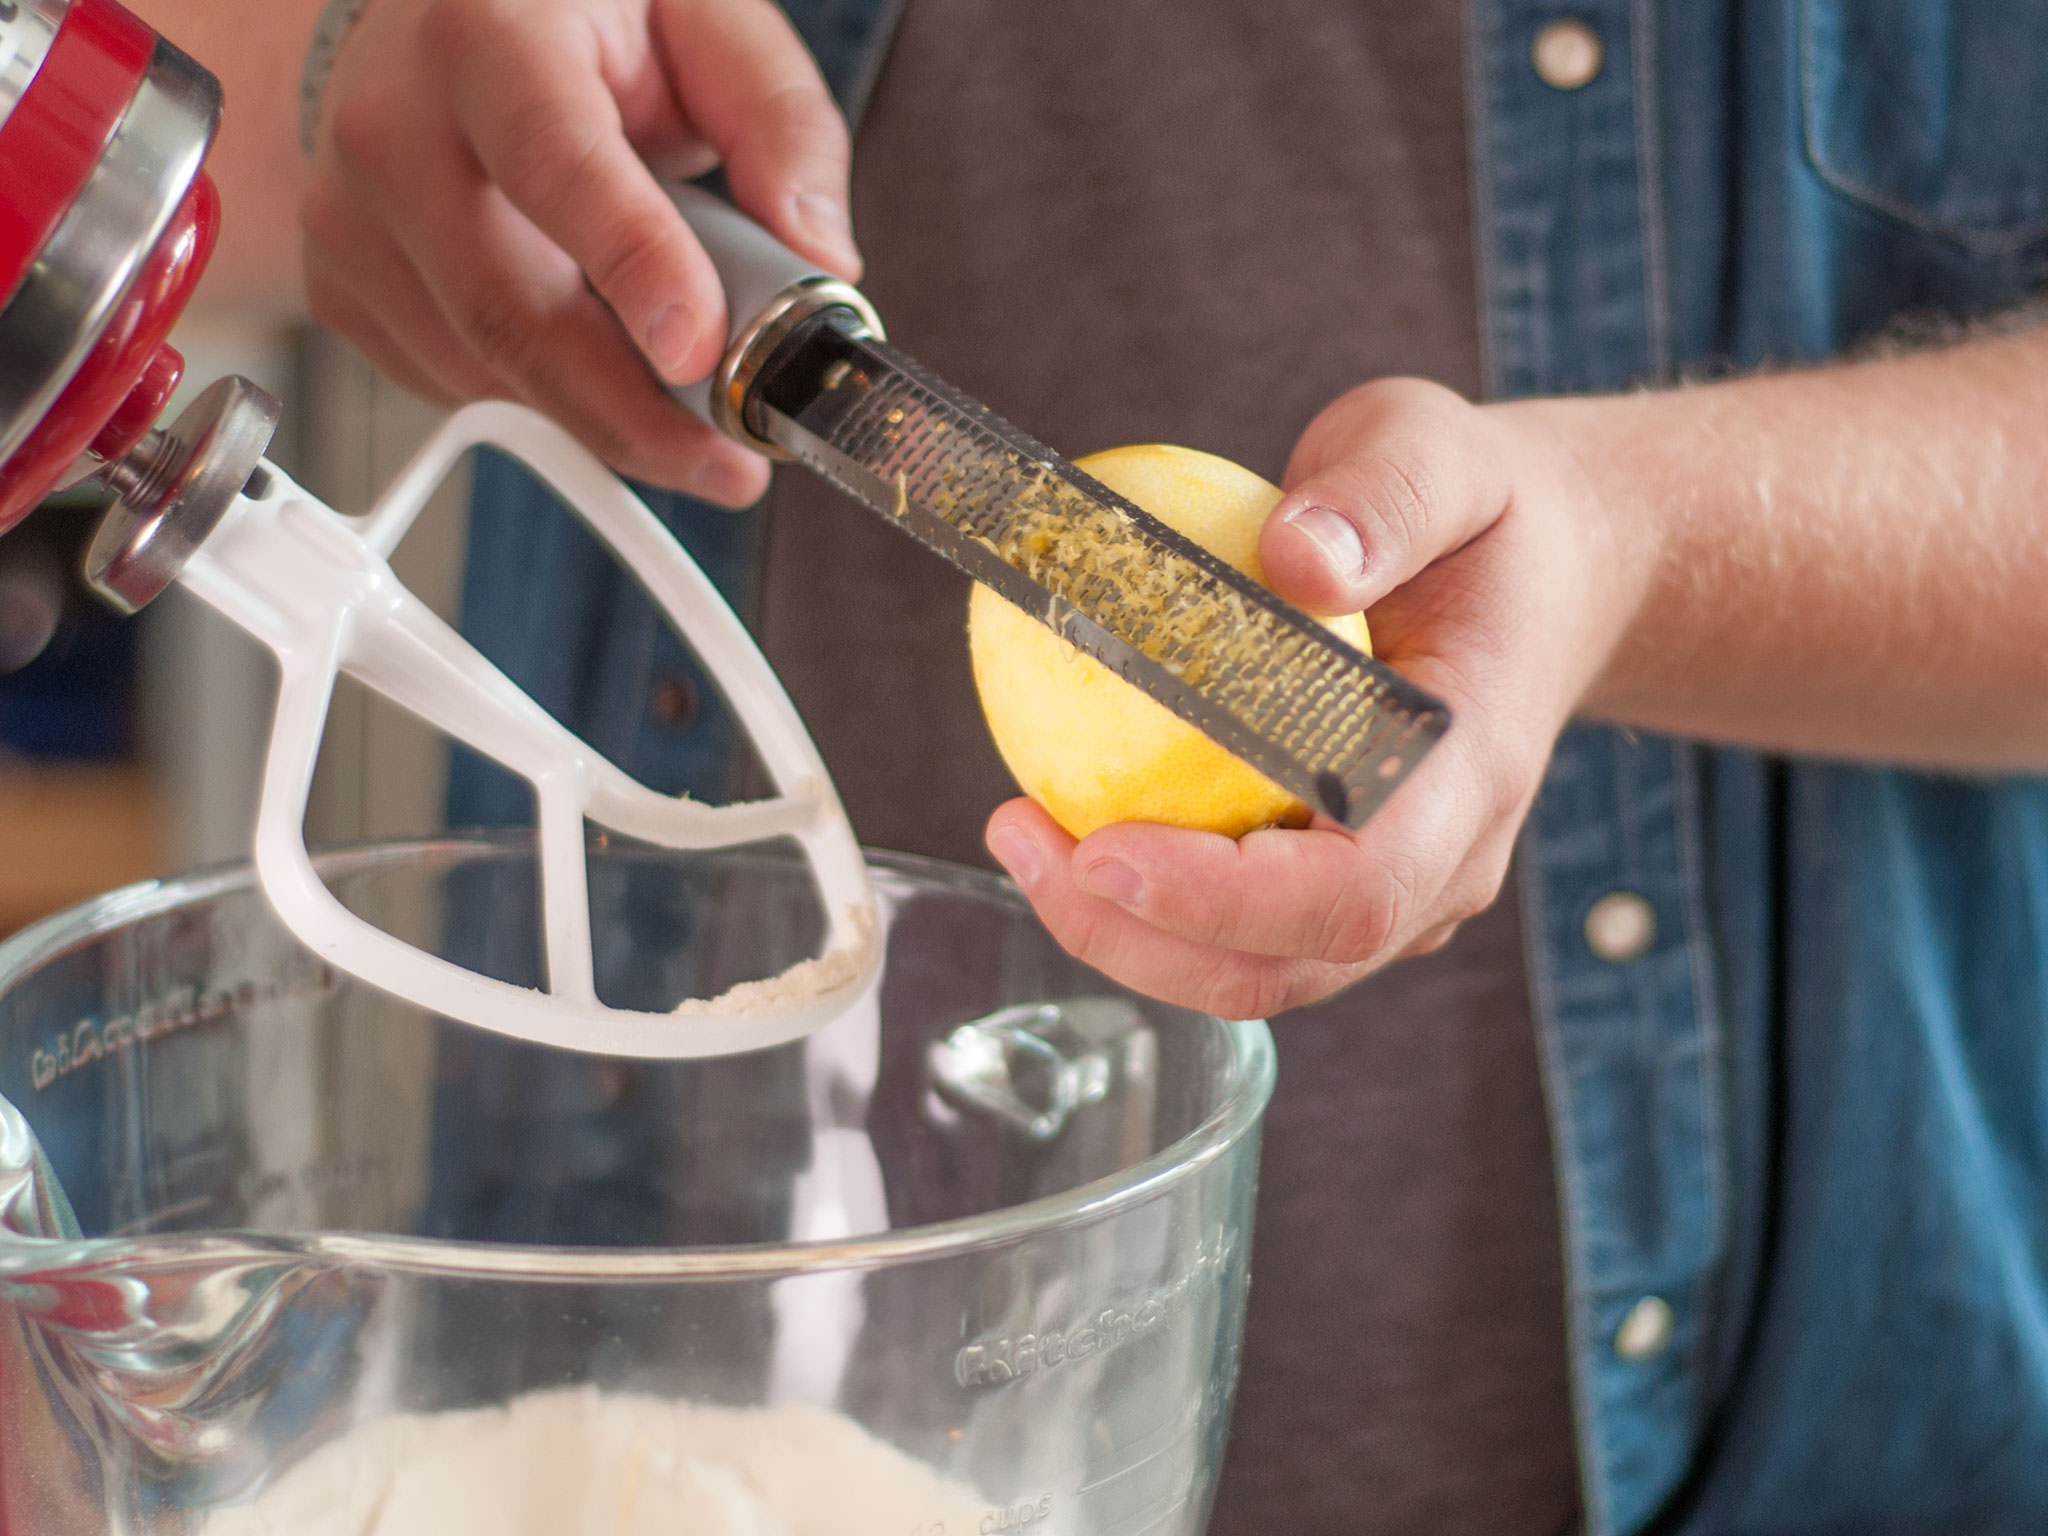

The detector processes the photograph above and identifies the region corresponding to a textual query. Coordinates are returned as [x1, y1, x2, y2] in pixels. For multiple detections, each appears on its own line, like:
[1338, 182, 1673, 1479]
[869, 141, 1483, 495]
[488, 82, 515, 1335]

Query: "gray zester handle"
[664, 183, 883, 454]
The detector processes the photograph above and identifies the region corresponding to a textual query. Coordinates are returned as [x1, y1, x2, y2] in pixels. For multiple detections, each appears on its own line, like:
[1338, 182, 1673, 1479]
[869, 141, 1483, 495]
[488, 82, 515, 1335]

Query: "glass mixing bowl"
[0, 838, 1272, 1535]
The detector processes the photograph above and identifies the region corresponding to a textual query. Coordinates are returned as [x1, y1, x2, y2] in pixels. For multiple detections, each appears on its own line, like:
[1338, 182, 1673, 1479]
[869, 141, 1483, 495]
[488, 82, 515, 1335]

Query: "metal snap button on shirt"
[1532, 18, 1604, 90]
[1584, 891, 1655, 962]
[1615, 1295, 1675, 1360]
[651, 672, 699, 729]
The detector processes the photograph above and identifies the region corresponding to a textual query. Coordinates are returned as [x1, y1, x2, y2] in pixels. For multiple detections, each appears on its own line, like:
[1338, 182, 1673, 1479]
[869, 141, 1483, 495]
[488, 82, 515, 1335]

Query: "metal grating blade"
[750, 315, 1449, 828]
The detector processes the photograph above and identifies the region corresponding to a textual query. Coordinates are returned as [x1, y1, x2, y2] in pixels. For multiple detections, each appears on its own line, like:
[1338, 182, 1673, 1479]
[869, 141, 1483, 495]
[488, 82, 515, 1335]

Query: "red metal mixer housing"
[0, 0, 222, 534]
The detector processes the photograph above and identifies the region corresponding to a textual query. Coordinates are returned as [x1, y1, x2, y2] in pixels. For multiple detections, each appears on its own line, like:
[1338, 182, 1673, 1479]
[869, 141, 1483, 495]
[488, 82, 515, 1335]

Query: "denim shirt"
[450, 4, 2048, 1531]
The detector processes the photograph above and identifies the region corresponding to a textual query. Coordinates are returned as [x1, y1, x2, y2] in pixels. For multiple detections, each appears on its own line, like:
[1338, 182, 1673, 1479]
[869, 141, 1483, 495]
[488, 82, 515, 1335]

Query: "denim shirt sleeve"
[1474, 4, 2048, 1533]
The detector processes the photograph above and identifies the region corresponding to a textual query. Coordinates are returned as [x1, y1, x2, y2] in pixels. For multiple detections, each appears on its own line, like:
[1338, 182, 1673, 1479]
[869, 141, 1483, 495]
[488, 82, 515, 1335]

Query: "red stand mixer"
[0, 0, 241, 596]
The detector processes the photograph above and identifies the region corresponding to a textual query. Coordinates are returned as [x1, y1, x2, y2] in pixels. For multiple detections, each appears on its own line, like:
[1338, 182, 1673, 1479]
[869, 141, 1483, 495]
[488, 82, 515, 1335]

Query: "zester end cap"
[714, 277, 882, 457]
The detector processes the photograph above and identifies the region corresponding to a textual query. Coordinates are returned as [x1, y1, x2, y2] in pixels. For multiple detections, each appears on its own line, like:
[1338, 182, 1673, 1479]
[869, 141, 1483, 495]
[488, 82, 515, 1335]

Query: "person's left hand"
[983, 378, 1646, 1018]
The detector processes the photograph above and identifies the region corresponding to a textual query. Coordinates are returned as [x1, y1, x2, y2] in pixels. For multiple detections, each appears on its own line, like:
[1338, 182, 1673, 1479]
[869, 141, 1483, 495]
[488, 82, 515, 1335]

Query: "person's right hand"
[302, 0, 861, 505]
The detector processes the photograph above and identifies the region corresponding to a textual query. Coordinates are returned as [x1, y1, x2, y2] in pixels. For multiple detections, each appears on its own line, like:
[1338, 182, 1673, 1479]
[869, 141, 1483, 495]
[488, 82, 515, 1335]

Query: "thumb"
[1259, 377, 1511, 615]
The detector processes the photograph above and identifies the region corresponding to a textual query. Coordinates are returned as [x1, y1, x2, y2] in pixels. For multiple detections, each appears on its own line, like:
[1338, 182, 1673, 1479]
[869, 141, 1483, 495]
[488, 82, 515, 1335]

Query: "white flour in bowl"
[200, 1387, 983, 1536]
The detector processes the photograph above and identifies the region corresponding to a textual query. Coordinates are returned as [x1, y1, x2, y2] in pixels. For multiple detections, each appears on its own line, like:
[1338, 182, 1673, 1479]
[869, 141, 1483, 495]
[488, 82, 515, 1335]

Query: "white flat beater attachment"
[100, 385, 878, 1059]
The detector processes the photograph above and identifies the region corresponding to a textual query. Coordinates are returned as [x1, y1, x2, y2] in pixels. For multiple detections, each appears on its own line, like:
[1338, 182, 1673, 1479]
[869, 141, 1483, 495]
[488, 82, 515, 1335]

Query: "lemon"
[969, 444, 1371, 840]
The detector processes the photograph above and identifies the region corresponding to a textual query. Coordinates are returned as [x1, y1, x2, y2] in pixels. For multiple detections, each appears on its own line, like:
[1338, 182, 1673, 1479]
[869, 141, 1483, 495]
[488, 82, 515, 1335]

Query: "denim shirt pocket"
[1800, 0, 2048, 254]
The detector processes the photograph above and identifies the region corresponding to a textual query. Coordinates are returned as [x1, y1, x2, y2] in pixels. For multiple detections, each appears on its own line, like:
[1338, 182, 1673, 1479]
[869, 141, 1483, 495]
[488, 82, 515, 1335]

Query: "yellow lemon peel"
[969, 444, 1370, 840]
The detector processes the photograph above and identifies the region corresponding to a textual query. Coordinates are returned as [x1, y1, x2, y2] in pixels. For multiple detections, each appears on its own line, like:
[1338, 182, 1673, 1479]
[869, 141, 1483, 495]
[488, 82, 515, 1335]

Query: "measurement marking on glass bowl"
[1124, 1491, 1193, 1534]
[902, 1495, 1056, 1536]
[953, 1231, 1236, 1389]
[107, 1194, 215, 1235]
[1074, 1412, 1198, 1495]
[979, 1494, 1055, 1532]
[27, 961, 339, 1091]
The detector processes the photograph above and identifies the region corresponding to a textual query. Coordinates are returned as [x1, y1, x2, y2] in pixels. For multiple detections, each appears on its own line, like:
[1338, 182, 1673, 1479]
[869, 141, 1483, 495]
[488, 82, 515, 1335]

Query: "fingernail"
[989, 828, 1042, 889]
[1079, 858, 1143, 905]
[646, 303, 700, 381]
[1280, 505, 1368, 584]
[795, 191, 861, 271]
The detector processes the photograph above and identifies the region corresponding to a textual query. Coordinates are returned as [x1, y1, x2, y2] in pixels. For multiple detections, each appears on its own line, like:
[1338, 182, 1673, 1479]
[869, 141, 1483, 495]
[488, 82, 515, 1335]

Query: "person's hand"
[984, 379, 1650, 1018]
[302, 0, 860, 503]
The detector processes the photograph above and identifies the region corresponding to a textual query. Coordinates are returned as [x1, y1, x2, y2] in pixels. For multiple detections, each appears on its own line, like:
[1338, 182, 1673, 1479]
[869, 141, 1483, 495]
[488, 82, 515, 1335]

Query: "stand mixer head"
[0, 0, 878, 1057]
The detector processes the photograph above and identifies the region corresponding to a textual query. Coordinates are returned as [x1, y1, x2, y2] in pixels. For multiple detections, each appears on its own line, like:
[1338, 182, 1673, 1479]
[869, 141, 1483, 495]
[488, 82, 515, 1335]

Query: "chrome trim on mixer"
[85, 374, 280, 613]
[0, 35, 218, 467]
[0, 0, 67, 137]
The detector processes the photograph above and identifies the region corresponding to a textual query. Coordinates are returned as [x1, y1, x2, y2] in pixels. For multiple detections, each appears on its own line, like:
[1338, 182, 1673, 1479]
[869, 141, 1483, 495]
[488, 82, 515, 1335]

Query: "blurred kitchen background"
[0, 318, 468, 937]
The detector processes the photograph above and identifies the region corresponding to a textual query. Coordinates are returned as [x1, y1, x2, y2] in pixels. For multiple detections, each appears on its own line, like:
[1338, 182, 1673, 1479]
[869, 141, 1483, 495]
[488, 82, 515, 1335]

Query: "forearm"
[130, 0, 322, 314]
[1523, 323, 2048, 769]
[1052, 297, 2048, 1017]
